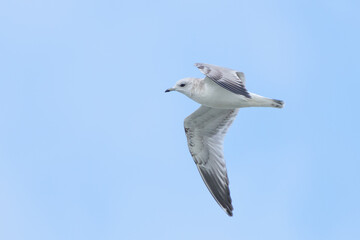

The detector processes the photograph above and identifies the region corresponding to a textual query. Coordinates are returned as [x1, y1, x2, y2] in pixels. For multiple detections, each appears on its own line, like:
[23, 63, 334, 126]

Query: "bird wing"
[184, 105, 239, 216]
[194, 63, 250, 98]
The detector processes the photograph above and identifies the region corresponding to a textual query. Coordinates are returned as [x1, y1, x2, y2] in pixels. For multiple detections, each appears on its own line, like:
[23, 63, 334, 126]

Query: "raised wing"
[184, 105, 239, 216]
[194, 63, 250, 98]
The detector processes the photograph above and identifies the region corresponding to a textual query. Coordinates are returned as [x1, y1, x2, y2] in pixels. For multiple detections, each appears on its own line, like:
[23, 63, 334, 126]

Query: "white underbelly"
[192, 84, 251, 109]
[201, 95, 249, 108]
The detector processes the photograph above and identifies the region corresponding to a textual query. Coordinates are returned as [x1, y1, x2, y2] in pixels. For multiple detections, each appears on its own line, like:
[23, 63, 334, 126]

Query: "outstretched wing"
[184, 105, 239, 216]
[194, 63, 250, 98]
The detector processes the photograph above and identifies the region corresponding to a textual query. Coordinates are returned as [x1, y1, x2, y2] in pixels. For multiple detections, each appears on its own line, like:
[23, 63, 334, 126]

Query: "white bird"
[165, 63, 284, 216]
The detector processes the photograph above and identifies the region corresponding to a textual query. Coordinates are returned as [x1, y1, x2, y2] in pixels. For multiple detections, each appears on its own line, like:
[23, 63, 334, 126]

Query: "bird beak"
[165, 88, 175, 93]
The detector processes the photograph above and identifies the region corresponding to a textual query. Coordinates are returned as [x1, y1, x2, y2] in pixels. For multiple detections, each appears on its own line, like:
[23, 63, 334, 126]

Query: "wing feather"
[194, 63, 250, 98]
[184, 105, 239, 216]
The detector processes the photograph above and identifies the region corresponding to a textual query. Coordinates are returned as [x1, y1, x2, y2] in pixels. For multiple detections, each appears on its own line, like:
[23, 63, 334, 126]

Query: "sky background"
[1, 0, 359, 239]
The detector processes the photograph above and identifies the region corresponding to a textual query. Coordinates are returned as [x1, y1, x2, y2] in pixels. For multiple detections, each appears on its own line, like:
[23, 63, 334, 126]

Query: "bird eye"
[180, 83, 186, 87]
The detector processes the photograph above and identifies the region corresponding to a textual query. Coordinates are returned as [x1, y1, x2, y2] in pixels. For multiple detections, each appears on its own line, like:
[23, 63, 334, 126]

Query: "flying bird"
[165, 63, 284, 216]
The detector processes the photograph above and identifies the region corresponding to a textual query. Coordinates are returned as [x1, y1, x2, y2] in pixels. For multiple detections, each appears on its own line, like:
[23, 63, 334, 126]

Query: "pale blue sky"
[0, 0, 359, 239]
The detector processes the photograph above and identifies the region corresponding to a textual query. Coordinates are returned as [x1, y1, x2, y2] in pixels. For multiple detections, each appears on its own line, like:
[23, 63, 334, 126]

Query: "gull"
[165, 63, 284, 216]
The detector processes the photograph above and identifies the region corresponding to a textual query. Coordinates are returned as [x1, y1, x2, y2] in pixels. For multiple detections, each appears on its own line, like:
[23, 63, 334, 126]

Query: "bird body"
[178, 77, 282, 109]
[165, 63, 284, 216]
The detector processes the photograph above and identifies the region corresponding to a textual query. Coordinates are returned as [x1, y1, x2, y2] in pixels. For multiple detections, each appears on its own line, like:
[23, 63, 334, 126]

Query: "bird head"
[165, 78, 196, 96]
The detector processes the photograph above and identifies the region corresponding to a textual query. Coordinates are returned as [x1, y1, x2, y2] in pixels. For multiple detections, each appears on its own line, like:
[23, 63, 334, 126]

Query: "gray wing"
[194, 63, 251, 98]
[184, 105, 239, 216]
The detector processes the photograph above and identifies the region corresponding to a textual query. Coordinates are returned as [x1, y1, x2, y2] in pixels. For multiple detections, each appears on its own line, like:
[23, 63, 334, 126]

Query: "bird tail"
[271, 99, 284, 108]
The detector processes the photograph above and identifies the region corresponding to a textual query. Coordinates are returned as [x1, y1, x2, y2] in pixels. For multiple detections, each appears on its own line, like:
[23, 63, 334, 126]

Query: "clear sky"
[1, 0, 359, 239]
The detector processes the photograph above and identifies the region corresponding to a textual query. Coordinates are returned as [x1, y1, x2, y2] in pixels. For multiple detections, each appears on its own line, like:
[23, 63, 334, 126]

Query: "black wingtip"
[194, 63, 204, 69]
[225, 203, 234, 217]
